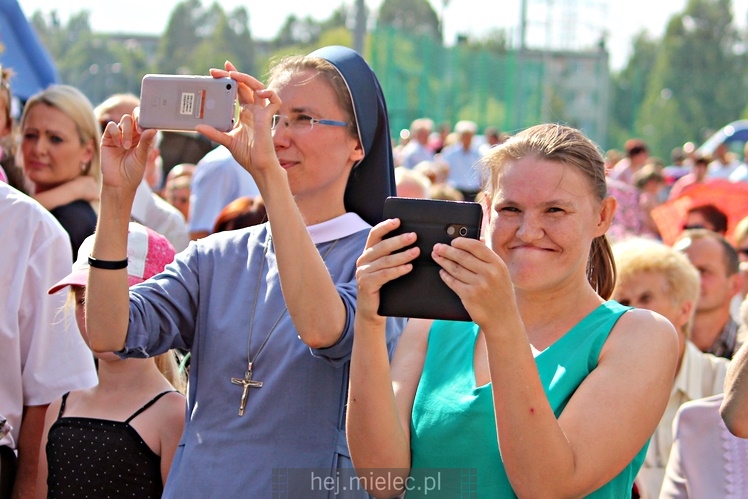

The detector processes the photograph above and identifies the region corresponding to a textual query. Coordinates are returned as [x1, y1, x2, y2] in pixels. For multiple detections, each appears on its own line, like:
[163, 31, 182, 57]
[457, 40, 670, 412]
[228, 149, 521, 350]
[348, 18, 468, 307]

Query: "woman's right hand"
[355, 219, 419, 322]
[196, 62, 281, 182]
[100, 114, 157, 193]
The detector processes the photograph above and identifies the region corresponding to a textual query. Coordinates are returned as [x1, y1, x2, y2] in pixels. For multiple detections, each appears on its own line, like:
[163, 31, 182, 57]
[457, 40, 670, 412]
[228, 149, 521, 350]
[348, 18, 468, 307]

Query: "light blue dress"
[121, 213, 404, 498]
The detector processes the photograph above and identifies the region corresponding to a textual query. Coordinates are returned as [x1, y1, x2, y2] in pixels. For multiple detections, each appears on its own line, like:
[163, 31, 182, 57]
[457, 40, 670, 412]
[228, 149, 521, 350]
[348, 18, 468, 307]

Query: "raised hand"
[196, 61, 281, 180]
[431, 237, 515, 329]
[100, 114, 157, 193]
[355, 219, 420, 322]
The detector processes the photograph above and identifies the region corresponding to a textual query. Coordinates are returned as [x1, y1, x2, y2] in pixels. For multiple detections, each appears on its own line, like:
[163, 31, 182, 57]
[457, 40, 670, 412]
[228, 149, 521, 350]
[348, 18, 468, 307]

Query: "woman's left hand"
[196, 61, 281, 179]
[432, 238, 516, 329]
[356, 219, 420, 323]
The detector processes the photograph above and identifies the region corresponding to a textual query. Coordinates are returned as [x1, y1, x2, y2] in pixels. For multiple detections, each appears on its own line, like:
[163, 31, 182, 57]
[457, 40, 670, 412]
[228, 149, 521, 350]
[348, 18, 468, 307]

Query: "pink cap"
[48, 222, 177, 294]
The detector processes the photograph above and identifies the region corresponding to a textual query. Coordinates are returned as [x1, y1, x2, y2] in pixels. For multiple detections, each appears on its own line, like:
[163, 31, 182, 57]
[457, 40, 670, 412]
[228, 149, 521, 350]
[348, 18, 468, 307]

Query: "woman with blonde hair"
[20, 85, 100, 259]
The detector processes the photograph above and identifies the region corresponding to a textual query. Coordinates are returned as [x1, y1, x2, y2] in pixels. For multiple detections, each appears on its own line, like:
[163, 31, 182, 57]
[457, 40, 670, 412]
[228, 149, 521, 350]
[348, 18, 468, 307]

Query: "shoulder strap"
[125, 391, 175, 424]
[57, 392, 71, 420]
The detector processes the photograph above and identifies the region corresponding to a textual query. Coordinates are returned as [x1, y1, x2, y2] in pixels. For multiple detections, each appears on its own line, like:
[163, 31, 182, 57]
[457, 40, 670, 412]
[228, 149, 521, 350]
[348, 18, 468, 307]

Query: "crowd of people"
[3, 44, 748, 499]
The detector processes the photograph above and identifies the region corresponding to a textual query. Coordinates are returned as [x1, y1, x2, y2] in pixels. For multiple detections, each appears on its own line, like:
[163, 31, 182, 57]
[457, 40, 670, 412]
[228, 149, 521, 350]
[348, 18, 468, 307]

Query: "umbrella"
[697, 120, 748, 157]
[651, 179, 748, 246]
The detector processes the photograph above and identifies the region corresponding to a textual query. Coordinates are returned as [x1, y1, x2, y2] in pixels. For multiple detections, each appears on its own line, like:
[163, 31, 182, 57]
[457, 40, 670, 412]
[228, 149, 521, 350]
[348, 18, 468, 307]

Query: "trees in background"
[23, 0, 748, 155]
[30, 11, 149, 106]
[610, 0, 747, 158]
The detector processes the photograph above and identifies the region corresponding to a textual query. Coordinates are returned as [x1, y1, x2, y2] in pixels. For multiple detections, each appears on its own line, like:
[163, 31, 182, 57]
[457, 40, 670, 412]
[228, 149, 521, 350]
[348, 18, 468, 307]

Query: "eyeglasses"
[271, 114, 348, 134]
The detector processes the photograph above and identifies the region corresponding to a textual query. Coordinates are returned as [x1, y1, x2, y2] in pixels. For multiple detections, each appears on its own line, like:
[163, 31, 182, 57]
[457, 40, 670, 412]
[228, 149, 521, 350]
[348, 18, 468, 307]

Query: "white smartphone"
[138, 74, 238, 132]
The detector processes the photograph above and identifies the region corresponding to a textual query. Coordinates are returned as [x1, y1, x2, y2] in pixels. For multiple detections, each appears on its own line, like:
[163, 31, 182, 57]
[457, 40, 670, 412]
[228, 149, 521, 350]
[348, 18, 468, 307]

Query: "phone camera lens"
[459, 226, 468, 237]
[226, 83, 232, 90]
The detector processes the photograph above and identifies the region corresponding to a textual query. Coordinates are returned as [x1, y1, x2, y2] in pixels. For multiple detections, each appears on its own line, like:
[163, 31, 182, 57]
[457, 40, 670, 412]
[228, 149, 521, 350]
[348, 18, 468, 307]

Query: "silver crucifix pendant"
[230, 363, 264, 416]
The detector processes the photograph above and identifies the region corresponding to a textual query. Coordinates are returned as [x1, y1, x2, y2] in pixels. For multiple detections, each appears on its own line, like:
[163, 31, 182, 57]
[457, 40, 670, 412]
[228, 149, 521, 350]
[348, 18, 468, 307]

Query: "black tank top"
[46, 391, 174, 498]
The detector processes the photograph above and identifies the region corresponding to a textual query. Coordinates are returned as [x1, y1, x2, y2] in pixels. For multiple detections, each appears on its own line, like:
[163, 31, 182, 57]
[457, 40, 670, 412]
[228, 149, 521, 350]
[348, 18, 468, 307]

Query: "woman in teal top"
[348, 124, 679, 498]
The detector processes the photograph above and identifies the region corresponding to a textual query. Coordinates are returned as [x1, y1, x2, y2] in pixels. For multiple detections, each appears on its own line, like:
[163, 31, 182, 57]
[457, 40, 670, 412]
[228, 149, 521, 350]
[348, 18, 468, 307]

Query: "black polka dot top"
[45, 391, 174, 498]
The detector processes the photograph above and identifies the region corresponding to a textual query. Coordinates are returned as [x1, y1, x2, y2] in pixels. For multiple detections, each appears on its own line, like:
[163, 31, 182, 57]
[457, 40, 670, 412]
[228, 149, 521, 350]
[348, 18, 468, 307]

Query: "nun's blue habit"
[118, 47, 404, 498]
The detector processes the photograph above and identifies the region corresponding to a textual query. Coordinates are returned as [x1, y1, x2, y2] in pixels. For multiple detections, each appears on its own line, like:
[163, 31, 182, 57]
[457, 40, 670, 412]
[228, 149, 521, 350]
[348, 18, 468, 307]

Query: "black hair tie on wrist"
[88, 256, 128, 270]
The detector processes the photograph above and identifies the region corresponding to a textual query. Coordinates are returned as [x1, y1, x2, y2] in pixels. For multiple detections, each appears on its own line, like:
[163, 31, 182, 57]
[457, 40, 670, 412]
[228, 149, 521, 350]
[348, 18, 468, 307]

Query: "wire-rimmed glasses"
[271, 113, 348, 134]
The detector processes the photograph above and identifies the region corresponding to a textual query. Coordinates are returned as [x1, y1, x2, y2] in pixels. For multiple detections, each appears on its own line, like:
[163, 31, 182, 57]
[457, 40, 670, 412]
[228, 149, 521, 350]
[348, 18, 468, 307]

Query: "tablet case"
[378, 197, 483, 321]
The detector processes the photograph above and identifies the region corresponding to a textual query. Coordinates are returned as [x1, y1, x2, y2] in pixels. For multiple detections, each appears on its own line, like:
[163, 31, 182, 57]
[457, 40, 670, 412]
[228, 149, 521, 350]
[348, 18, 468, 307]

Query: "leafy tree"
[608, 31, 659, 150]
[635, 0, 745, 157]
[463, 28, 510, 55]
[270, 7, 349, 52]
[29, 10, 148, 105]
[377, 0, 441, 40]
[157, 0, 205, 73]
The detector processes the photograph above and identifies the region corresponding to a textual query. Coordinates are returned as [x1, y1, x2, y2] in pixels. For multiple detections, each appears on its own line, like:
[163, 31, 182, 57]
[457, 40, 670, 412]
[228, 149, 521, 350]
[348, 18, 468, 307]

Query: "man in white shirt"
[439, 120, 482, 200]
[398, 118, 434, 169]
[188, 145, 260, 239]
[0, 182, 97, 498]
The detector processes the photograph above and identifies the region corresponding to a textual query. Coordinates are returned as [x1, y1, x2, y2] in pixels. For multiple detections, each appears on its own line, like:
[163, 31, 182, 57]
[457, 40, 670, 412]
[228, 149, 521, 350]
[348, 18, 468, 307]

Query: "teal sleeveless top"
[409, 300, 646, 498]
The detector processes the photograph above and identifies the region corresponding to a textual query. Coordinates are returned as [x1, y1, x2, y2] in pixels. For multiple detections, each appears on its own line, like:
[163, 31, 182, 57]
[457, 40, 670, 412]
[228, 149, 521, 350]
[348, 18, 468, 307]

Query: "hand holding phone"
[138, 74, 238, 132]
[378, 197, 483, 321]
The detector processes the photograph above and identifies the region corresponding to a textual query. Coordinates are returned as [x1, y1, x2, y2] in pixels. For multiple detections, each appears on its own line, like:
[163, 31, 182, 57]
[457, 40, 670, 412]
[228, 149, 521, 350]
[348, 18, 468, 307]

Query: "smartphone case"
[139, 75, 237, 132]
[378, 197, 483, 321]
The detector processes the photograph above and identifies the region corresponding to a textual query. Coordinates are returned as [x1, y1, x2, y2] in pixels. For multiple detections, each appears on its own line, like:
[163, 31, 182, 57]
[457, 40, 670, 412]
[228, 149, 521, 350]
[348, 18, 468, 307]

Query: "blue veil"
[308, 46, 396, 226]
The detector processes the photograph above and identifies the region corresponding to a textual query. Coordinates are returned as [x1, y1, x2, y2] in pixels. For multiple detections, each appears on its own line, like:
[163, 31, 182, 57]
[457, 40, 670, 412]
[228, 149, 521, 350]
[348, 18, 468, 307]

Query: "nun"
[85, 46, 404, 497]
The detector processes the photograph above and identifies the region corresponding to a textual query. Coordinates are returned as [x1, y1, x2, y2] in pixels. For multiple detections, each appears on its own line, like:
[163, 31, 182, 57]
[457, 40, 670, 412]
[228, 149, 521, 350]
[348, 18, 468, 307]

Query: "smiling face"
[269, 70, 363, 216]
[21, 103, 94, 193]
[487, 157, 613, 293]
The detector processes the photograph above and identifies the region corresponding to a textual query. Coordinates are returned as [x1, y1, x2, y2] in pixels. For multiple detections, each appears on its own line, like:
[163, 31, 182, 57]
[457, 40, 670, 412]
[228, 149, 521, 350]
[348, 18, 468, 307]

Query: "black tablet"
[378, 197, 483, 321]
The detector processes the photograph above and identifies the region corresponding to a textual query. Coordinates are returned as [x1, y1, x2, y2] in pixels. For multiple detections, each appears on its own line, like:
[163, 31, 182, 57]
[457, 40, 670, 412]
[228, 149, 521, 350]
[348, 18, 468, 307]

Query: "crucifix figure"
[231, 363, 263, 416]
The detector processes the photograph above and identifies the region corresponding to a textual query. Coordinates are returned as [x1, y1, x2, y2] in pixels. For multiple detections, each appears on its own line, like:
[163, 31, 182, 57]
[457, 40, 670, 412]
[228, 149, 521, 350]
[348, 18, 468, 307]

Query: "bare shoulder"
[161, 391, 187, 416]
[156, 391, 186, 435]
[602, 307, 679, 366]
[43, 397, 64, 425]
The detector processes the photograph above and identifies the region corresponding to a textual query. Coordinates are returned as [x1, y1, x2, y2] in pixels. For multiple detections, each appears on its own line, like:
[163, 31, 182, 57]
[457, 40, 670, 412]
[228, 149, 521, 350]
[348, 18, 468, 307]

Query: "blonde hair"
[733, 215, 748, 246]
[21, 85, 101, 191]
[482, 123, 616, 298]
[0, 66, 12, 127]
[613, 238, 700, 337]
[154, 351, 187, 394]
